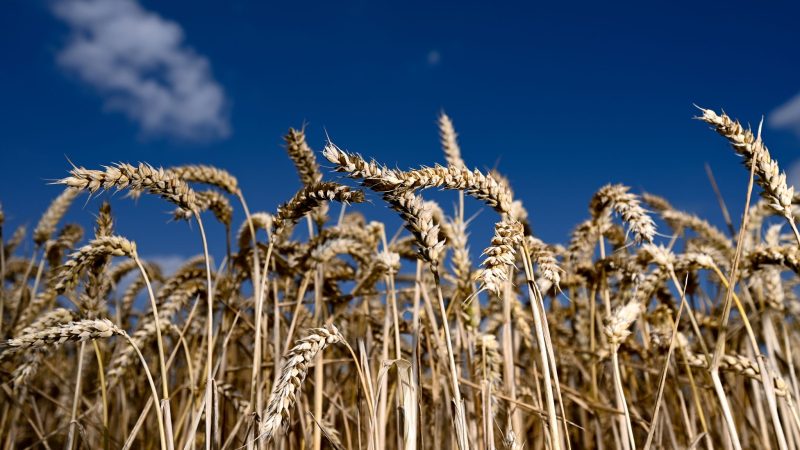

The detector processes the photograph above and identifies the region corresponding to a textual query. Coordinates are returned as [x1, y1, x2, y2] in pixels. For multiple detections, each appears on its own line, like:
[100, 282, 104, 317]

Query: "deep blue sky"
[2, 0, 800, 263]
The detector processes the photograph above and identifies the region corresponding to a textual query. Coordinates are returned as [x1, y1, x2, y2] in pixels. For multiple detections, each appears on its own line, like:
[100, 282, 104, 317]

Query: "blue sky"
[2, 0, 800, 264]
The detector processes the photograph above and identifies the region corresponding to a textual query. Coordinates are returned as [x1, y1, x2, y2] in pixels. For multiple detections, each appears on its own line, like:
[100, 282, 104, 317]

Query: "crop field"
[1, 108, 799, 449]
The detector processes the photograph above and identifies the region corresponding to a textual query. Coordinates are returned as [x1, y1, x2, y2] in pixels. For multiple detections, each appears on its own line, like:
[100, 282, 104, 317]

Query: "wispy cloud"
[53, 0, 230, 142]
[769, 92, 800, 139]
[788, 159, 800, 192]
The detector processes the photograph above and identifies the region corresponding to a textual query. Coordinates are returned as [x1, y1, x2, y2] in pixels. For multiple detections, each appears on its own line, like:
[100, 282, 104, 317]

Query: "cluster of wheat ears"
[1, 107, 799, 450]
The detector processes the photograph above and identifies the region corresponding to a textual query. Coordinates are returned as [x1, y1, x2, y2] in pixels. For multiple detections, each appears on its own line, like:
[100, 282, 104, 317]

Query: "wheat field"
[1, 107, 799, 449]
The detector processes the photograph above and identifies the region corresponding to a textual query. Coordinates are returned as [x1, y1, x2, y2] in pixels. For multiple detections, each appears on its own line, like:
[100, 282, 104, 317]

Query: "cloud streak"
[788, 159, 800, 193]
[770, 91, 800, 139]
[53, 0, 230, 141]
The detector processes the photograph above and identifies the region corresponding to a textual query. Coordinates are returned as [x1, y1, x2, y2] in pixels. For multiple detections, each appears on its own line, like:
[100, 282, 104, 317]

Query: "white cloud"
[770, 92, 800, 139]
[53, 0, 230, 141]
[788, 159, 800, 192]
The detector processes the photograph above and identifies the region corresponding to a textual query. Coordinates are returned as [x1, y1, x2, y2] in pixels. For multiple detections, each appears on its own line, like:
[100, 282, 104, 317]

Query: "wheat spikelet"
[1, 318, 123, 360]
[3, 225, 26, 259]
[237, 212, 273, 250]
[385, 191, 446, 266]
[604, 301, 643, 345]
[107, 259, 141, 285]
[353, 251, 400, 295]
[81, 202, 118, 316]
[402, 165, 514, 213]
[676, 250, 716, 272]
[682, 349, 789, 397]
[174, 189, 233, 226]
[273, 182, 365, 237]
[95, 200, 114, 237]
[641, 243, 676, 268]
[14, 288, 58, 334]
[324, 143, 513, 213]
[119, 275, 148, 318]
[591, 184, 656, 244]
[33, 188, 79, 246]
[642, 192, 673, 212]
[44, 223, 84, 268]
[660, 209, 731, 254]
[698, 108, 794, 218]
[747, 245, 800, 275]
[526, 235, 562, 289]
[323, 143, 401, 185]
[58, 162, 197, 212]
[566, 219, 597, 261]
[315, 417, 345, 450]
[168, 164, 239, 194]
[634, 265, 670, 304]
[479, 218, 523, 295]
[260, 324, 343, 440]
[10, 353, 47, 391]
[291, 223, 381, 270]
[438, 111, 465, 169]
[16, 307, 74, 337]
[285, 127, 323, 186]
[747, 193, 800, 239]
[54, 236, 137, 293]
[762, 268, 785, 311]
[156, 264, 206, 301]
[9, 308, 76, 389]
[474, 333, 502, 390]
[308, 237, 371, 269]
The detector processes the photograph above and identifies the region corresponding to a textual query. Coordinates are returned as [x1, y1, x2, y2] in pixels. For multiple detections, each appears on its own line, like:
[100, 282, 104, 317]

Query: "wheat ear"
[698, 108, 794, 220]
[479, 218, 524, 296]
[174, 189, 233, 227]
[33, 188, 80, 247]
[438, 111, 465, 169]
[54, 236, 136, 293]
[58, 162, 197, 212]
[168, 164, 239, 194]
[285, 127, 323, 186]
[384, 191, 446, 266]
[590, 183, 656, 244]
[1, 318, 123, 360]
[323, 143, 512, 213]
[273, 182, 365, 238]
[260, 325, 343, 440]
